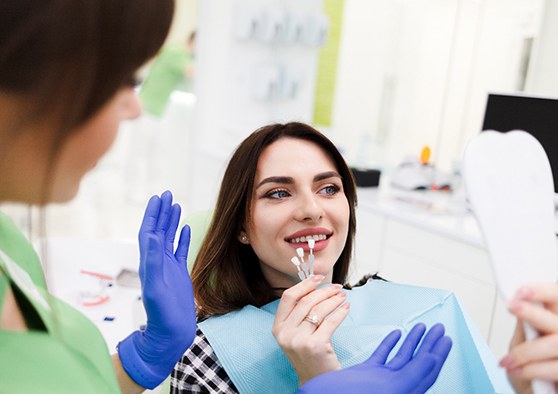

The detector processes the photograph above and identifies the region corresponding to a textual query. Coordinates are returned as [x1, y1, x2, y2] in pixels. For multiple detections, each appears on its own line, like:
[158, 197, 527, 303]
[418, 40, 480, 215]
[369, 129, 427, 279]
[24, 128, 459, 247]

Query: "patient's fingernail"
[499, 355, 513, 368]
[515, 286, 533, 300]
[508, 299, 522, 313]
[311, 275, 324, 282]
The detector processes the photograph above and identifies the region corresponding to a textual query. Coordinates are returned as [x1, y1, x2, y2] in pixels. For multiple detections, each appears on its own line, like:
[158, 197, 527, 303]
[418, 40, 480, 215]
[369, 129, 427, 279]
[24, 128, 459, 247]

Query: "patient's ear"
[238, 232, 249, 244]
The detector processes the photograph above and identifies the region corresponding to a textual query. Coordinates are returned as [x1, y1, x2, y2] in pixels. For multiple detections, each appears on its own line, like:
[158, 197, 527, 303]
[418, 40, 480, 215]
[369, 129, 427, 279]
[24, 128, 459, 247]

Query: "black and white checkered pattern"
[170, 328, 238, 393]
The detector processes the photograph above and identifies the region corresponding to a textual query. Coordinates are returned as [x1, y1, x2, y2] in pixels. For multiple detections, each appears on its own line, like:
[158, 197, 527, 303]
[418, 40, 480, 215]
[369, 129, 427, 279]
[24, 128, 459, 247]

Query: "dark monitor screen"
[482, 92, 558, 193]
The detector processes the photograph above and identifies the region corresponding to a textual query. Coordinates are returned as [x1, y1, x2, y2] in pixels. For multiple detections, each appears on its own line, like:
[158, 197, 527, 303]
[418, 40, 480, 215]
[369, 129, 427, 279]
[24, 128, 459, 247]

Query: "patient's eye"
[319, 184, 340, 196]
[264, 188, 290, 199]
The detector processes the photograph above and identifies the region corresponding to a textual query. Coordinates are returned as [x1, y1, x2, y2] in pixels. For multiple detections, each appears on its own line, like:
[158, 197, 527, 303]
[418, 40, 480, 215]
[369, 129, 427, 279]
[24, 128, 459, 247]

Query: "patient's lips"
[286, 227, 331, 252]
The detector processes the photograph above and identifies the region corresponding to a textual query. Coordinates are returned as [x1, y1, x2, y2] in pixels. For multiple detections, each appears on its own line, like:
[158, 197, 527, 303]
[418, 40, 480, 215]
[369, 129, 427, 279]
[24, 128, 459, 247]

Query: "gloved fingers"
[155, 191, 173, 234]
[175, 224, 191, 265]
[165, 203, 181, 251]
[138, 231, 149, 284]
[140, 195, 161, 237]
[430, 335, 452, 365]
[367, 329, 403, 366]
[413, 324, 451, 380]
[143, 234, 164, 286]
[386, 323, 427, 370]
[414, 323, 445, 356]
[139, 195, 161, 282]
[409, 337, 452, 394]
[400, 353, 438, 394]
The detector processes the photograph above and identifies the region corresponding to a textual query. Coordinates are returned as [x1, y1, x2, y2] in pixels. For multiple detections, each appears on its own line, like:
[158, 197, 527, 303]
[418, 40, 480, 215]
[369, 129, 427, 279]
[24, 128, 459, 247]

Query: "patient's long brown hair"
[191, 122, 358, 320]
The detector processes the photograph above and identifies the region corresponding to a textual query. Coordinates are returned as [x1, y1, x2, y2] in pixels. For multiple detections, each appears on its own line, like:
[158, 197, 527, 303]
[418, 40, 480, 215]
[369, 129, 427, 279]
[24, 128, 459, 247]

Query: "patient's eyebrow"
[256, 171, 341, 189]
[256, 176, 294, 189]
[314, 171, 342, 182]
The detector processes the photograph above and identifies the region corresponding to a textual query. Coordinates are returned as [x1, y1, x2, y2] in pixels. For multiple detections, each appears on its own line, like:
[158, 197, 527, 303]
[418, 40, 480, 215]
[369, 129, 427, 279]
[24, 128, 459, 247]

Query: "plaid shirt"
[170, 328, 238, 393]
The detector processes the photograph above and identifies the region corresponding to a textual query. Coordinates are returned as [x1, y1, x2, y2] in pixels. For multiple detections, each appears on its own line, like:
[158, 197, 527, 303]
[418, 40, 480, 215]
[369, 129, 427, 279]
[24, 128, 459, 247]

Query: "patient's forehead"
[255, 138, 337, 182]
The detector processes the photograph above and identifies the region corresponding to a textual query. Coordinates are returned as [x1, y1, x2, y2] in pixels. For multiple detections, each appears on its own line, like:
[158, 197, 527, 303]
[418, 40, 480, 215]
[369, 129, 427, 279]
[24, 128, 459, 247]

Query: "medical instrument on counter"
[291, 257, 306, 280]
[463, 130, 558, 394]
[116, 268, 141, 288]
[79, 269, 113, 306]
[420, 145, 431, 165]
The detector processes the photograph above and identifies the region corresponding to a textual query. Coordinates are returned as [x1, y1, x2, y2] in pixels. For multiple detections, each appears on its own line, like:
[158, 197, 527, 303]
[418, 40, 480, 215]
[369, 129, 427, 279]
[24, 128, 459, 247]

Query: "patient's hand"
[500, 283, 558, 393]
[272, 276, 349, 385]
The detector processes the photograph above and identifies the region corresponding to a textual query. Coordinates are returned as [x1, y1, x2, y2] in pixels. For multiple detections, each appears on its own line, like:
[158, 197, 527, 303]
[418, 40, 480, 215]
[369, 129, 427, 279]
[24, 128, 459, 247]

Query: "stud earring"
[239, 233, 249, 243]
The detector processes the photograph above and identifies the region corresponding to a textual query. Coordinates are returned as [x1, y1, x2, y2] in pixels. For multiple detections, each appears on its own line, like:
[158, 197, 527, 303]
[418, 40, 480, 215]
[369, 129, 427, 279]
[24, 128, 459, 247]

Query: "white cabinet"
[350, 209, 385, 282]
[380, 219, 497, 339]
[354, 188, 516, 359]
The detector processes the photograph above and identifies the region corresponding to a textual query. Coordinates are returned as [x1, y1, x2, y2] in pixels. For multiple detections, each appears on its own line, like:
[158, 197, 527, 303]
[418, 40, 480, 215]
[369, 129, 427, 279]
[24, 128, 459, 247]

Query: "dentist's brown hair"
[0, 0, 174, 203]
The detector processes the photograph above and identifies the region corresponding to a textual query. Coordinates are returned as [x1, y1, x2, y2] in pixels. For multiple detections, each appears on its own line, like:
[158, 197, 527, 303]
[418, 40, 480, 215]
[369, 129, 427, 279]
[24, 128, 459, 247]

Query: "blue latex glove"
[298, 323, 452, 394]
[118, 191, 196, 389]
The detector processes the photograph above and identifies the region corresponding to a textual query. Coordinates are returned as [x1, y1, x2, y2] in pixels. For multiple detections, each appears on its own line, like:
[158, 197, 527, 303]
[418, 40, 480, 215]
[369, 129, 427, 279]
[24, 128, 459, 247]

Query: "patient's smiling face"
[246, 137, 350, 288]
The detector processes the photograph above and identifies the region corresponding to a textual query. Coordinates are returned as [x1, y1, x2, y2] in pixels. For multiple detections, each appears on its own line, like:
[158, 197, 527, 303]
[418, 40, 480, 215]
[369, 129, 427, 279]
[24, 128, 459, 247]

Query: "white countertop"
[44, 238, 143, 351]
[356, 187, 487, 248]
[357, 185, 558, 249]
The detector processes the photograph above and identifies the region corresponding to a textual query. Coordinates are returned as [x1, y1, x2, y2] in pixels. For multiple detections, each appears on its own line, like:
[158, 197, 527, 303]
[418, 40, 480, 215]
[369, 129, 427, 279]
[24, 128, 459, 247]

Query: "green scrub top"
[139, 43, 192, 117]
[0, 212, 121, 393]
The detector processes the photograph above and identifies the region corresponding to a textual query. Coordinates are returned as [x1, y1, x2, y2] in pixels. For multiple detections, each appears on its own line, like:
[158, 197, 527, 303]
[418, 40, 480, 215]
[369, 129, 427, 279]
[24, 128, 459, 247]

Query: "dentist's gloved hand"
[298, 323, 452, 394]
[118, 191, 196, 389]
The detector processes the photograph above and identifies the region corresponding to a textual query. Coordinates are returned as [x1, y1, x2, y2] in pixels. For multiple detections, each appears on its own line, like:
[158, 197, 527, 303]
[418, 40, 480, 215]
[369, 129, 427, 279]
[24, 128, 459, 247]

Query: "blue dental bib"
[199, 280, 511, 393]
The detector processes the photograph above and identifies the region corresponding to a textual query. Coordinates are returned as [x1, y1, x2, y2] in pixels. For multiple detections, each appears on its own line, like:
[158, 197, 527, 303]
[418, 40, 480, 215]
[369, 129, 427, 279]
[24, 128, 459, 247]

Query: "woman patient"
[171, 122, 508, 393]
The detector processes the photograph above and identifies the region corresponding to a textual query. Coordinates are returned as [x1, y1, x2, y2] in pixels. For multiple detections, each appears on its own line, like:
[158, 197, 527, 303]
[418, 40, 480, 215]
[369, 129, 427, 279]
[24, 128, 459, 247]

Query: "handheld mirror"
[463, 130, 558, 393]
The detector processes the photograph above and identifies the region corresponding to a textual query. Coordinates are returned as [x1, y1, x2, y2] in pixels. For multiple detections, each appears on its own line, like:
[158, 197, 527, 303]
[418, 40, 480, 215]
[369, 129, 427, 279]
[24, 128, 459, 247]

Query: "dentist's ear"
[238, 232, 250, 244]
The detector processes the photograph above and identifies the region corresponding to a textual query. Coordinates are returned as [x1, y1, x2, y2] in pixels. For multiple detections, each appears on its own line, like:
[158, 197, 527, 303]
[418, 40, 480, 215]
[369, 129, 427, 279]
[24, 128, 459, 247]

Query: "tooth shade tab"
[308, 239, 315, 249]
[309, 254, 315, 276]
[288, 234, 327, 243]
[291, 256, 306, 280]
[296, 248, 304, 258]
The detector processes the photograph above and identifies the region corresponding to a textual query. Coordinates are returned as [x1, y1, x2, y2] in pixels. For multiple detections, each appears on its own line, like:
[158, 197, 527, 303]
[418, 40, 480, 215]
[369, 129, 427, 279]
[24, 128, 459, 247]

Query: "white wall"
[166, 0, 553, 215]
[526, 0, 558, 95]
[327, 0, 547, 173]
[438, 0, 546, 171]
[167, 0, 198, 44]
[330, 0, 459, 169]
[187, 0, 326, 212]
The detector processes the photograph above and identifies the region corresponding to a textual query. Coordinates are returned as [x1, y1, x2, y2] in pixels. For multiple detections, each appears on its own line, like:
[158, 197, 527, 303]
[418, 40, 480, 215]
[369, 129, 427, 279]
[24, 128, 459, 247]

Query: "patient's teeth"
[289, 234, 328, 243]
